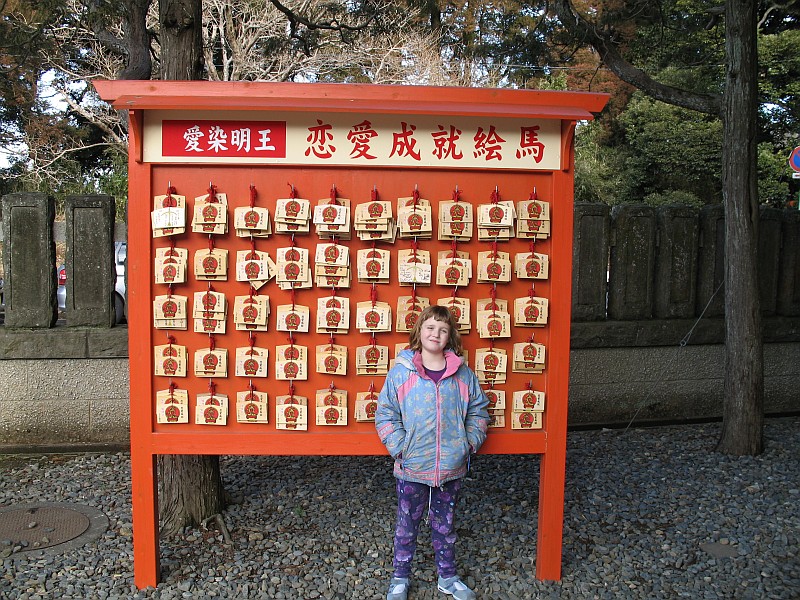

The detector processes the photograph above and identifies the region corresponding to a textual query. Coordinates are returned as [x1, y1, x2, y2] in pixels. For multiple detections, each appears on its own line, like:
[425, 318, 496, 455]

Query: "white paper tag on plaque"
[152, 194, 187, 237]
[398, 262, 432, 285]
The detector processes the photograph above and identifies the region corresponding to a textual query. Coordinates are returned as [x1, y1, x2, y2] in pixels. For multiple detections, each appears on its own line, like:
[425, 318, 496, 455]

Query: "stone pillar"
[572, 203, 610, 321]
[758, 207, 782, 317]
[653, 206, 699, 319]
[696, 204, 725, 318]
[64, 195, 116, 327]
[1, 193, 57, 328]
[777, 209, 800, 316]
[608, 204, 656, 321]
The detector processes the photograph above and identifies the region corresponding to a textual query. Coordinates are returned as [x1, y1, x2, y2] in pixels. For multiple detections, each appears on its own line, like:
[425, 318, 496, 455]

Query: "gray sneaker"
[387, 576, 409, 600]
[437, 575, 476, 600]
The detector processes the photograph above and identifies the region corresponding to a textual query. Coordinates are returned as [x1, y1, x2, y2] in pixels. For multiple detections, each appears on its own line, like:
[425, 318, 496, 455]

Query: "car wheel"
[114, 293, 126, 324]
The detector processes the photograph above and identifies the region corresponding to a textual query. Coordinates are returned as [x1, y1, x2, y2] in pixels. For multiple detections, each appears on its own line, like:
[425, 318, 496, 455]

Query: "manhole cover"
[0, 503, 108, 557]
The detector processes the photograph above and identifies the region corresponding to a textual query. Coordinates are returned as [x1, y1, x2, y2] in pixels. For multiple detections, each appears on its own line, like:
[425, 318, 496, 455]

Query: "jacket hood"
[396, 349, 464, 379]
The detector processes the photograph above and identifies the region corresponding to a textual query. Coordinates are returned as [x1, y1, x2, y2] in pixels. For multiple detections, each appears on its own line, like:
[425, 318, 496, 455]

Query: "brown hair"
[408, 305, 463, 356]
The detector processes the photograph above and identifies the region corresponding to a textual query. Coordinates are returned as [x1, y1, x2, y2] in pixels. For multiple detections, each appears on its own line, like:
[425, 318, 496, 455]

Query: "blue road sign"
[790, 146, 800, 172]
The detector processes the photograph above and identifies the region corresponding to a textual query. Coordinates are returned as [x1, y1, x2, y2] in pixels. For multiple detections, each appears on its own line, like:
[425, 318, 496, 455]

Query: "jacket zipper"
[434, 379, 441, 487]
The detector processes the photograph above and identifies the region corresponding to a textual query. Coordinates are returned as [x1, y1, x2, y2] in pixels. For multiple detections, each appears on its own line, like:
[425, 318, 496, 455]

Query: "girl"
[376, 305, 490, 600]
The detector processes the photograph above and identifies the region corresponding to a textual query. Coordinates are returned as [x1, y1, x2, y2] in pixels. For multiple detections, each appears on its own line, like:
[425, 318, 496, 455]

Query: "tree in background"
[151, 0, 229, 538]
[0, 0, 127, 203]
[566, 0, 799, 208]
[552, 0, 798, 455]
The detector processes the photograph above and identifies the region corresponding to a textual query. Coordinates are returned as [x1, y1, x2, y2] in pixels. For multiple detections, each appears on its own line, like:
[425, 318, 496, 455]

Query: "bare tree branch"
[267, 0, 377, 34]
[551, 0, 723, 116]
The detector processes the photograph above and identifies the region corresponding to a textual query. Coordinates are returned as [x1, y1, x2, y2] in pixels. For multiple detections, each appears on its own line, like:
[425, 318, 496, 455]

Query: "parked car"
[57, 241, 127, 324]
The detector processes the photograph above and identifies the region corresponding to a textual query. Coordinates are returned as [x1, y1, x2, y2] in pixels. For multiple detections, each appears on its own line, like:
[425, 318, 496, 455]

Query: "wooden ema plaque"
[94, 80, 608, 589]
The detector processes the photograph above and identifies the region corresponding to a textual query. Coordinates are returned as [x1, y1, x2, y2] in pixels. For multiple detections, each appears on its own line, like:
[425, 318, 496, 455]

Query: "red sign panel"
[162, 120, 287, 158]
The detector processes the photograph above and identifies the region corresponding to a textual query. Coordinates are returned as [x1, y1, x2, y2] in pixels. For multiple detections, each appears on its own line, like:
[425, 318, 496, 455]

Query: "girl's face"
[419, 317, 450, 355]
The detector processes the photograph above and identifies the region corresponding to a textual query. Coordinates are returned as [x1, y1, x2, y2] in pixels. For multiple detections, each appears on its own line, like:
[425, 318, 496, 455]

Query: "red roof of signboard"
[92, 80, 609, 121]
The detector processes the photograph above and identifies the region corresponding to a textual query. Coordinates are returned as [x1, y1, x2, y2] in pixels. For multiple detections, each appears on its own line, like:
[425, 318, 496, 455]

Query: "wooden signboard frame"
[94, 80, 608, 589]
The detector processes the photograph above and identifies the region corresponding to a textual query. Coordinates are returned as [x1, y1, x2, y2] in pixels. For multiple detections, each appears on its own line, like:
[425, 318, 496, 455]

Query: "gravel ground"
[1, 417, 798, 599]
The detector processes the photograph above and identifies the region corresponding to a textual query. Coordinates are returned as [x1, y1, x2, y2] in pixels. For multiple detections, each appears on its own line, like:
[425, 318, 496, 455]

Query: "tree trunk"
[717, 0, 764, 455]
[119, 0, 153, 80]
[159, 0, 204, 81]
[549, 0, 765, 455]
[156, 0, 226, 537]
[158, 455, 227, 535]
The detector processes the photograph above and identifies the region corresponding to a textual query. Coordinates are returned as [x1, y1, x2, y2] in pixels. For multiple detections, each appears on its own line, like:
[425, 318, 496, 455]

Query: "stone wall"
[1, 328, 798, 447]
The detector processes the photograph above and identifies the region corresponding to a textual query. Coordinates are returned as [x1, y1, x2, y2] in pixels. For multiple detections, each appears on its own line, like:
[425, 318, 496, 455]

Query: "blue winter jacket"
[375, 349, 490, 486]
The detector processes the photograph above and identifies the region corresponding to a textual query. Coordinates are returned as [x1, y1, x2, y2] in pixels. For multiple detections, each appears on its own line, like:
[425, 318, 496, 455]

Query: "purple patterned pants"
[393, 479, 462, 579]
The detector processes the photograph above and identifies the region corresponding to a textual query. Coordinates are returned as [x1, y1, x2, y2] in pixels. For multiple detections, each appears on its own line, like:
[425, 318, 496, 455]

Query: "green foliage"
[579, 94, 724, 205]
[617, 94, 723, 202]
[568, 0, 799, 210]
[641, 190, 703, 208]
[757, 142, 791, 207]
[758, 29, 800, 146]
[574, 121, 629, 204]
